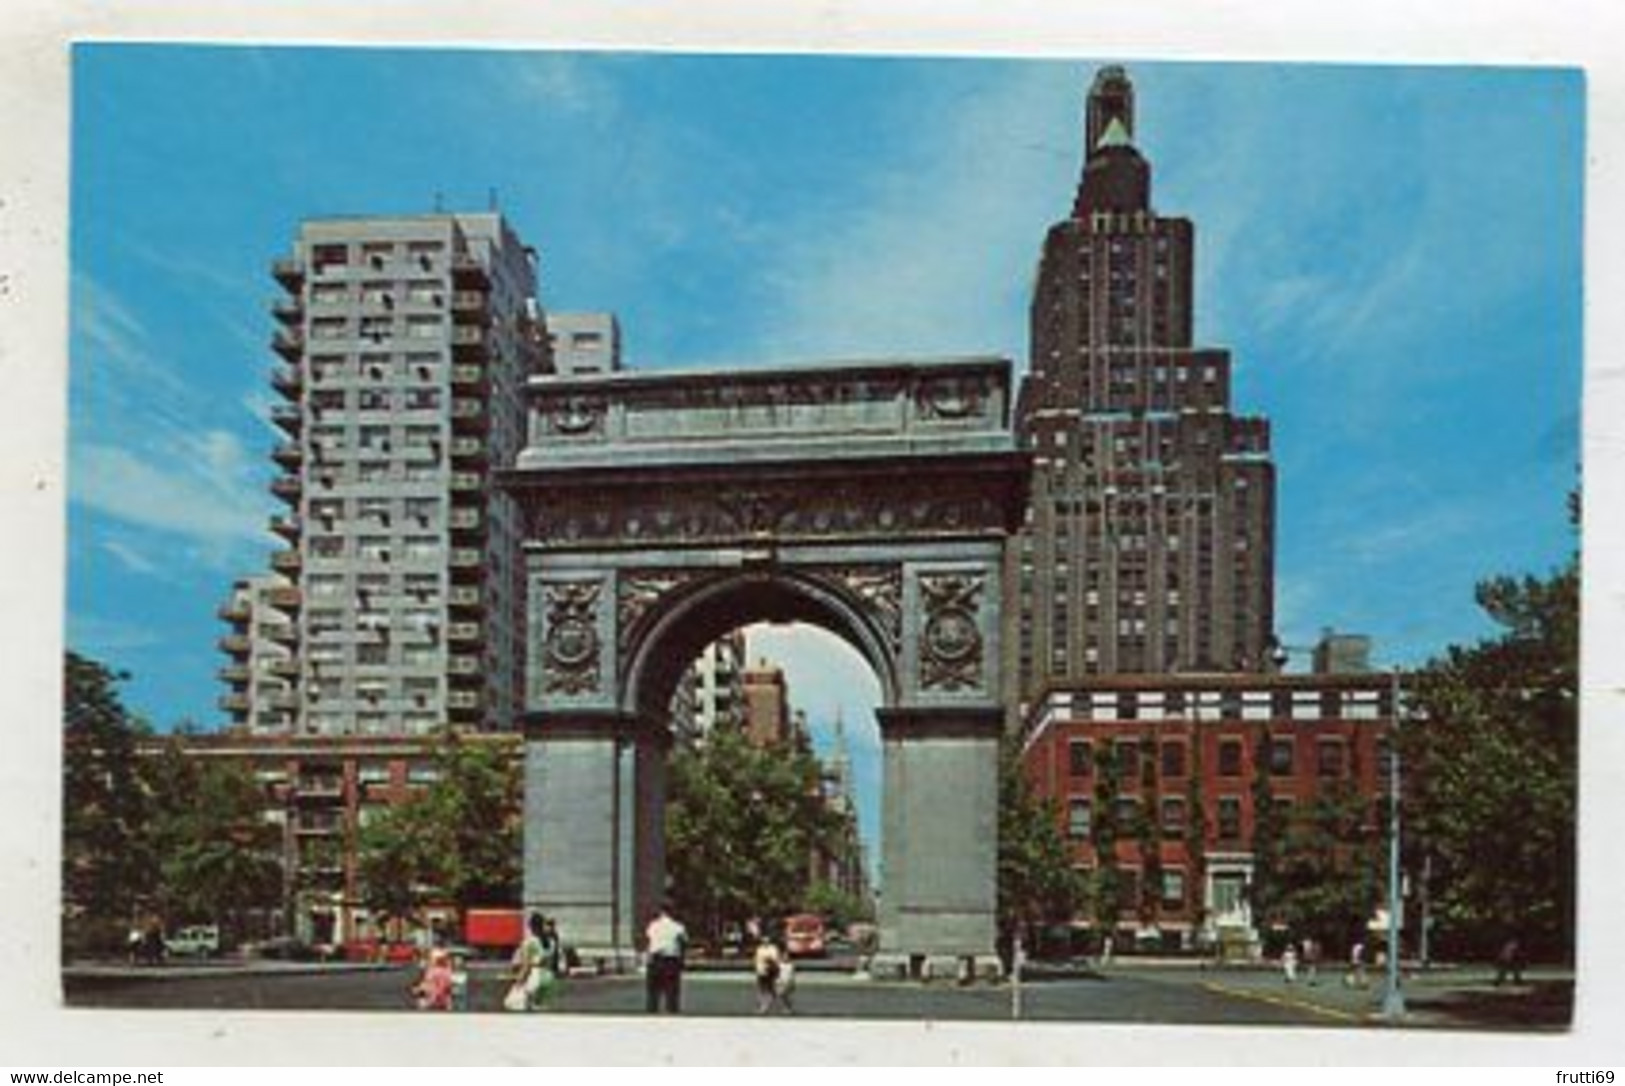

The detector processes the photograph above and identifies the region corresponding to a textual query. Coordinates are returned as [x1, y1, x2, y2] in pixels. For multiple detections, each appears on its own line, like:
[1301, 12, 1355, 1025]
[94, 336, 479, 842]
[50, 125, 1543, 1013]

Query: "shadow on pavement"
[1405, 980, 1573, 1031]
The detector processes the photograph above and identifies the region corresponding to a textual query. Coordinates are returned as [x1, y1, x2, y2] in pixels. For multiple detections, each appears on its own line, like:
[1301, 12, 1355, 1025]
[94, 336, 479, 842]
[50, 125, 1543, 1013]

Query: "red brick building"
[157, 730, 522, 947]
[1021, 671, 1397, 954]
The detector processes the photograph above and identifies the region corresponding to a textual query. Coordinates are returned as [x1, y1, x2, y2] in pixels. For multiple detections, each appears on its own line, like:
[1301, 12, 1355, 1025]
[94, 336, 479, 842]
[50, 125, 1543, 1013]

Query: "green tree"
[1266, 781, 1381, 955]
[1135, 738, 1163, 931]
[146, 740, 282, 946]
[356, 730, 521, 930]
[62, 651, 156, 957]
[1089, 741, 1122, 933]
[1247, 731, 1289, 949]
[996, 736, 1082, 952]
[1404, 546, 1578, 961]
[665, 727, 849, 947]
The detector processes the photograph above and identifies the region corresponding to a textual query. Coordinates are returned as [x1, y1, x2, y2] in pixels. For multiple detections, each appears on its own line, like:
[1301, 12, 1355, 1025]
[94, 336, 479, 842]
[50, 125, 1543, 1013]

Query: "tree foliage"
[145, 740, 283, 940]
[356, 730, 522, 925]
[664, 727, 852, 946]
[62, 652, 156, 954]
[996, 736, 1082, 943]
[1404, 551, 1578, 961]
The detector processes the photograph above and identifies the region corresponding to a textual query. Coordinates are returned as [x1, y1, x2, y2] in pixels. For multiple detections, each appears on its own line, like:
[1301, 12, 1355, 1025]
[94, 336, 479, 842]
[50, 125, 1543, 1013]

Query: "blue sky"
[67, 47, 1583, 864]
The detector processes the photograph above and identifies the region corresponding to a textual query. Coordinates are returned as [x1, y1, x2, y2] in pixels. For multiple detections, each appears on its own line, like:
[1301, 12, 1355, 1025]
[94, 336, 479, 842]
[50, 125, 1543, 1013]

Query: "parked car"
[164, 925, 220, 958]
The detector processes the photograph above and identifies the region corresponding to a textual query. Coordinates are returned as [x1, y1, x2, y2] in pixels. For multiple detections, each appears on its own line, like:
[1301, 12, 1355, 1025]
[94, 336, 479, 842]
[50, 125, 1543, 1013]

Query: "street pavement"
[60, 959, 1572, 1030]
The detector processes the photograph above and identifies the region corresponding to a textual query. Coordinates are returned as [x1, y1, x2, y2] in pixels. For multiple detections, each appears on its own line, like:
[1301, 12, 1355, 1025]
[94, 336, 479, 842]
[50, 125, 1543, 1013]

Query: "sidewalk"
[1184, 964, 1574, 1030]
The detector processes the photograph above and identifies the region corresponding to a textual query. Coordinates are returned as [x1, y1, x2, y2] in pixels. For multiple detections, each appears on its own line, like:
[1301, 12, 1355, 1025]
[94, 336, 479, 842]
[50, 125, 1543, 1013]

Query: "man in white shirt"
[644, 902, 688, 1013]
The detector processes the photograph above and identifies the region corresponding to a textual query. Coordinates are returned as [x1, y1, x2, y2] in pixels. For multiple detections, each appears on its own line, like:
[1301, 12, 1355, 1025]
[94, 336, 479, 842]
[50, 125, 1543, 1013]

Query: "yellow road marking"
[1201, 980, 1366, 1023]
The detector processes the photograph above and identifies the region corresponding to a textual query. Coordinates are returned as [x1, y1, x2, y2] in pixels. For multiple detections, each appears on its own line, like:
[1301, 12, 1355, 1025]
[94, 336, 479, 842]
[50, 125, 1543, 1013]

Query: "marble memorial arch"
[500, 356, 1030, 974]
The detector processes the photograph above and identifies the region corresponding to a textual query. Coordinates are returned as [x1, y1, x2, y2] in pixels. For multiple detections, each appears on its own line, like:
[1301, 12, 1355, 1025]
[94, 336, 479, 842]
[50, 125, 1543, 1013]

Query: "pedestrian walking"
[449, 951, 469, 1012]
[506, 912, 556, 1012]
[644, 901, 689, 1014]
[753, 935, 786, 1015]
[1301, 937, 1321, 986]
[1281, 942, 1299, 984]
[775, 945, 797, 1015]
[1345, 939, 1368, 988]
[1494, 937, 1526, 987]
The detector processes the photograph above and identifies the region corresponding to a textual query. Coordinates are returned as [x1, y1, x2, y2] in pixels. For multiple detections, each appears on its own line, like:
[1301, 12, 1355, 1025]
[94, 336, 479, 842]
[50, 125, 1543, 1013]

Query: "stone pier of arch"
[499, 357, 1031, 976]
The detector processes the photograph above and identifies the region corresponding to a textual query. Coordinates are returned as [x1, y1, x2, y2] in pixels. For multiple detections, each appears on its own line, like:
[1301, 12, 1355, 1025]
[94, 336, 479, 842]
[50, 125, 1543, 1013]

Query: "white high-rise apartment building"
[221, 212, 549, 736]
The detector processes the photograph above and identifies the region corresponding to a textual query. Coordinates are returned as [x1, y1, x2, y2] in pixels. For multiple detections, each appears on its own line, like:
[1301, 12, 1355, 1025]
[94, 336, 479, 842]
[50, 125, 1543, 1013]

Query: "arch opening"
[623, 570, 900, 722]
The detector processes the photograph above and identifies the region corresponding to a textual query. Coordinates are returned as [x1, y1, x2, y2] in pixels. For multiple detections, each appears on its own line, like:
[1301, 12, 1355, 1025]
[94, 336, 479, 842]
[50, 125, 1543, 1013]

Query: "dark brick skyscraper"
[1010, 66, 1276, 709]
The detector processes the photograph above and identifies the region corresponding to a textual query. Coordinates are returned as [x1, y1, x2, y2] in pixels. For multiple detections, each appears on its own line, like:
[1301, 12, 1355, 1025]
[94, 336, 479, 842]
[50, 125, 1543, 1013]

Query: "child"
[413, 948, 454, 1011]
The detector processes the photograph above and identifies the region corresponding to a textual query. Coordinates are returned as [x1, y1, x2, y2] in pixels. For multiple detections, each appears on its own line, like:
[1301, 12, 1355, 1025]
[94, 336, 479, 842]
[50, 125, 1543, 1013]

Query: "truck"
[464, 907, 525, 958]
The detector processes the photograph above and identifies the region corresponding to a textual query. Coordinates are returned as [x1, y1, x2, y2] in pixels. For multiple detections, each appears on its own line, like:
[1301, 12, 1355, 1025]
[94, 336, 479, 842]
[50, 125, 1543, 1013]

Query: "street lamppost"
[1380, 667, 1406, 1020]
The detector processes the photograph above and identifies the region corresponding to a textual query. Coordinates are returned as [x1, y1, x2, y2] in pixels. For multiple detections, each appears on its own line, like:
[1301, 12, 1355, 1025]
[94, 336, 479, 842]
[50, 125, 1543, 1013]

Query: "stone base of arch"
[521, 711, 669, 970]
[874, 707, 1002, 969]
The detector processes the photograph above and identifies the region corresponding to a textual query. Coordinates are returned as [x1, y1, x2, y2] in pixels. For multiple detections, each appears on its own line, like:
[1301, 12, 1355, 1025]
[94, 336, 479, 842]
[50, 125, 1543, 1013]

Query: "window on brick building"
[1161, 869, 1186, 909]
[1067, 798, 1092, 839]
[1269, 737, 1295, 776]
[1218, 739, 1243, 777]
[1068, 740, 1092, 777]
[1160, 796, 1187, 839]
[1318, 739, 1347, 779]
[1217, 796, 1242, 841]
[1115, 740, 1140, 781]
[1161, 740, 1187, 778]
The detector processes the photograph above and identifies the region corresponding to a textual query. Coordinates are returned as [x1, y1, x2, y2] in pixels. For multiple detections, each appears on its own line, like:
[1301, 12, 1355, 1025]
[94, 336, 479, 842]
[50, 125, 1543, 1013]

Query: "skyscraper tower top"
[1075, 65, 1150, 218]
[1085, 65, 1135, 149]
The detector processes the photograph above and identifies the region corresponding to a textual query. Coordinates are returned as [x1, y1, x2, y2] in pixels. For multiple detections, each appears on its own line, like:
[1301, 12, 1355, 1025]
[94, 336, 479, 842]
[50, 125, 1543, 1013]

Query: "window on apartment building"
[358, 389, 392, 412]
[1068, 740, 1092, 777]
[1066, 798, 1092, 839]
[1116, 869, 1141, 914]
[1160, 796, 1187, 839]
[1112, 795, 1142, 833]
[1160, 740, 1187, 779]
[357, 536, 392, 562]
[1218, 739, 1243, 777]
[403, 536, 440, 560]
[357, 498, 391, 526]
[1318, 739, 1347, 779]
[1217, 796, 1242, 841]
[1269, 737, 1295, 776]
[358, 425, 391, 453]
[1114, 739, 1140, 782]
[1161, 869, 1186, 909]
[405, 388, 442, 411]
[309, 536, 344, 559]
[356, 644, 388, 666]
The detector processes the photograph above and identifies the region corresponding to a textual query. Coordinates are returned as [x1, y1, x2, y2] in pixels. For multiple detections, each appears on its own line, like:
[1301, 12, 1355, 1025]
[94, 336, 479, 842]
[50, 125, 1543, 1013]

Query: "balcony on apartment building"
[450, 290, 488, 320]
[449, 435, 487, 462]
[272, 327, 305, 363]
[270, 475, 303, 503]
[270, 403, 303, 435]
[219, 633, 252, 656]
[218, 598, 252, 623]
[271, 257, 304, 290]
[449, 253, 489, 286]
[271, 363, 303, 398]
[270, 548, 302, 575]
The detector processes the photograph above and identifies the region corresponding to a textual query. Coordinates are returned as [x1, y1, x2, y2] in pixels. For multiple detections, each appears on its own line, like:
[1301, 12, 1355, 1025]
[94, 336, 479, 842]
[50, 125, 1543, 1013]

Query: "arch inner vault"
[500, 356, 1030, 974]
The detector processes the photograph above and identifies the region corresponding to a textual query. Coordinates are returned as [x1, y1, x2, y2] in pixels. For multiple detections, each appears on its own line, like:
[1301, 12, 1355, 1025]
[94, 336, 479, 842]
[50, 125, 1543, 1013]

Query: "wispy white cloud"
[511, 53, 621, 117]
[99, 536, 164, 578]
[72, 434, 267, 570]
[67, 614, 164, 654]
[751, 68, 1076, 366]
